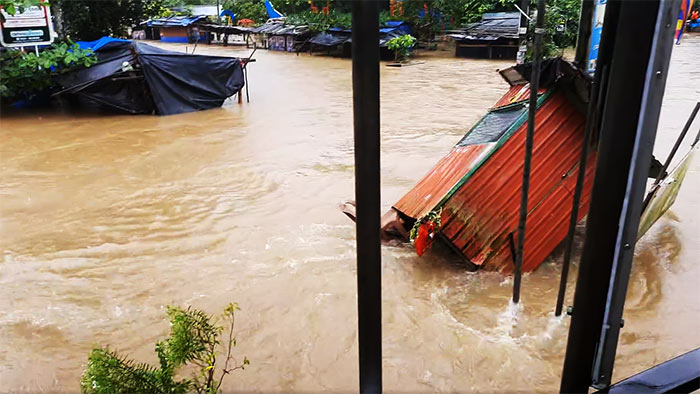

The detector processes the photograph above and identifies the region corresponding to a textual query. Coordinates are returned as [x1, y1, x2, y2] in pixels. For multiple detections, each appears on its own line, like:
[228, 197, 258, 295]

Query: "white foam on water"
[495, 300, 523, 339]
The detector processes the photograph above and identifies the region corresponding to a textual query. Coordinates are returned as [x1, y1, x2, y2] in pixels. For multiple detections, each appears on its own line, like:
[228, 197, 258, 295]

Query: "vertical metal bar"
[574, 0, 595, 66]
[351, 1, 382, 392]
[559, 0, 679, 391]
[641, 102, 700, 210]
[554, 86, 595, 317]
[513, 0, 545, 304]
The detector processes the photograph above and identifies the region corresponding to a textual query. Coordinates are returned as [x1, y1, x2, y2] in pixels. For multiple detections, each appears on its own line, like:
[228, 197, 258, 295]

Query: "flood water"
[1, 35, 699, 392]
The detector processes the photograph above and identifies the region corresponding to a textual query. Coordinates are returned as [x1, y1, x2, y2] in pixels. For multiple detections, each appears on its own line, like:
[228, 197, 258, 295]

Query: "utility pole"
[516, 0, 530, 64]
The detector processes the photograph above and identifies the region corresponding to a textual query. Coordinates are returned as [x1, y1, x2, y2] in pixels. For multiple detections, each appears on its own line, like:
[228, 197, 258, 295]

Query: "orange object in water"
[414, 221, 436, 256]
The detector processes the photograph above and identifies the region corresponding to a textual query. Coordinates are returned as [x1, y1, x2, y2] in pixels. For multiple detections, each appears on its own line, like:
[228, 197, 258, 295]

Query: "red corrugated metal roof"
[393, 85, 536, 220]
[491, 84, 545, 109]
[393, 144, 490, 219]
[439, 91, 596, 272]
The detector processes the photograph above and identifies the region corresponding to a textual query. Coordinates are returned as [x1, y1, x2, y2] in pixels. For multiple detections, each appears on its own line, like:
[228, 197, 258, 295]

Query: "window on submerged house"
[456, 104, 527, 146]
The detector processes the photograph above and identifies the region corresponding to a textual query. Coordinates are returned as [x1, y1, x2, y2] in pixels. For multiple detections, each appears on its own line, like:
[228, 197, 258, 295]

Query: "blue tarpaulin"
[264, 0, 283, 19]
[76, 36, 130, 52]
[220, 9, 235, 19]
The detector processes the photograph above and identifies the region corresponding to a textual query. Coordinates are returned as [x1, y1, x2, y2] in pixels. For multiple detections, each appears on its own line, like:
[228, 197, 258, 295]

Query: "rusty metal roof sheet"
[394, 144, 490, 219]
[394, 87, 534, 221]
[439, 91, 596, 272]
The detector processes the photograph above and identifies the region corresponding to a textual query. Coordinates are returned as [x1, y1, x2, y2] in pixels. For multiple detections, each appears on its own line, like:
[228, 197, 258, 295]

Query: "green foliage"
[0, 41, 96, 100]
[409, 207, 443, 240]
[272, 0, 309, 15]
[286, 9, 351, 31]
[0, 0, 43, 17]
[81, 303, 249, 394]
[222, 0, 268, 23]
[463, 0, 516, 23]
[56, 0, 164, 41]
[542, 0, 581, 56]
[387, 34, 416, 61]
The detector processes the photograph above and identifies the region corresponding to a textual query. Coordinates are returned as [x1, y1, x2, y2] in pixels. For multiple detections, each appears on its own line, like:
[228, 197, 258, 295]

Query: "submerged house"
[450, 12, 520, 60]
[54, 37, 245, 116]
[146, 15, 209, 43]
[392, 58, 596, 273]
[252, 21, 312, 51]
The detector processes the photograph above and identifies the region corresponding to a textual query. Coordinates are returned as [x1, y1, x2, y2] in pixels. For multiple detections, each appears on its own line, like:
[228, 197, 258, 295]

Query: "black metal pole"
[559, 0, 679, 391]
[554, 85, 595, 317]
[351, 1, 382, 393]
[641, 102, 700, 210]
[574, 0, 595, 67]
[513, 0, 545, 304]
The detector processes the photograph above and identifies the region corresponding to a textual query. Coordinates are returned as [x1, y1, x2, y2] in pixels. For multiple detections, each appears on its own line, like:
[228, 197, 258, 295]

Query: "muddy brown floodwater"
[1, 36, 699, 392]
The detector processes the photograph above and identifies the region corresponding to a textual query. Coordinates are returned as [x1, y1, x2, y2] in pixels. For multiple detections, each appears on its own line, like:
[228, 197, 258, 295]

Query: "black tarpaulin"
[55, 40, 245, 116]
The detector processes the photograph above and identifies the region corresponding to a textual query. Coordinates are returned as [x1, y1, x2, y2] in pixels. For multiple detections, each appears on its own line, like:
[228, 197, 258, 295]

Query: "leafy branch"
[81, 303, 249, 394]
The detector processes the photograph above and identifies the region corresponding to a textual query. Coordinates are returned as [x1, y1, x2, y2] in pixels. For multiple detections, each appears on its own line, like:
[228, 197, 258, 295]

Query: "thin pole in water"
[554, 84, 597, 317]
[514, 0, 546, 304]
[351, 1, 382, 392]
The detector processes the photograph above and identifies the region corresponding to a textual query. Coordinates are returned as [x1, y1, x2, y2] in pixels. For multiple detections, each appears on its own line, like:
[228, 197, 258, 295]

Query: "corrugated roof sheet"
[394, 144, 490, 219]
[439, 91, 596, 272]
[393, 86, 532, 220]
[452, 12, 520, 40]
[147, 15, 208, 27]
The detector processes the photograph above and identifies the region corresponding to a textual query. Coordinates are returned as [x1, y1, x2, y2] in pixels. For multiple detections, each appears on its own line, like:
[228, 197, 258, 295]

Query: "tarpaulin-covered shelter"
[393, 58, 597, 273]
[450, 12, 520, 59]
[146, 15, 209, 43]
[54, 37, 245, 116]
[308, 22, 412, 57]
[252, 21, 312, 51]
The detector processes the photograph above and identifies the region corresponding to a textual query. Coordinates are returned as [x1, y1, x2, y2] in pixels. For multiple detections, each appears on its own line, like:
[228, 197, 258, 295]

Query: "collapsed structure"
[388, 58, 596, 272]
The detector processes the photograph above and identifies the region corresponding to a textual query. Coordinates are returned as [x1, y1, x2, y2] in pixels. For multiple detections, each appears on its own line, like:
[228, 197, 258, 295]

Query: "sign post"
[0, 4, 55, 47]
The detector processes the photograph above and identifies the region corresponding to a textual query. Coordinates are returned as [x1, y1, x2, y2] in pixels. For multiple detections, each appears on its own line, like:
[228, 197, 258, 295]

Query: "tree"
[463, 0, 517, 24]
[81, 303, 249, 394]
[222, 0, 268, 23]
[55, 0, 163, 41]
